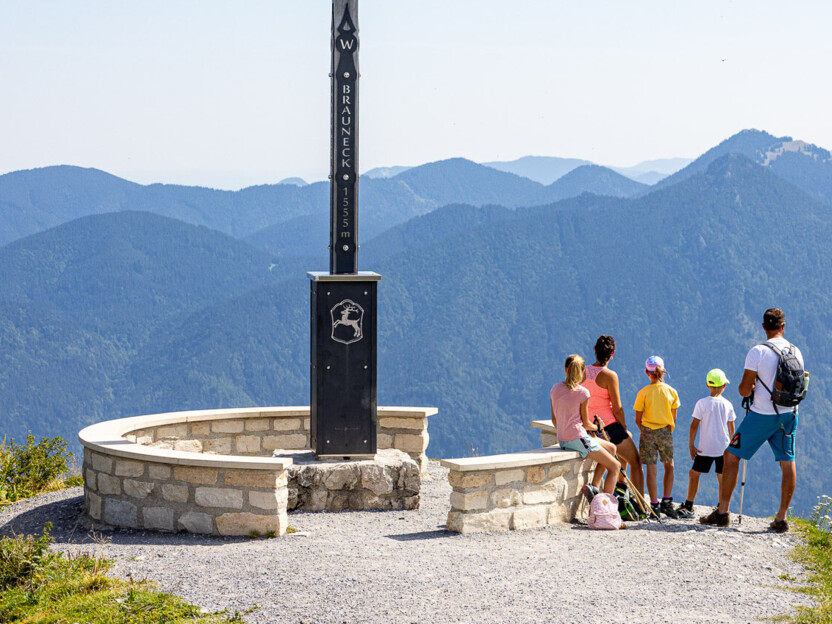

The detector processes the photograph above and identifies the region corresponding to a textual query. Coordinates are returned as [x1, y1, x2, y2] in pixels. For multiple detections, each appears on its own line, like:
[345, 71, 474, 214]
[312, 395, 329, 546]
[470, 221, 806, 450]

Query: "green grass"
[0, 525, 248, 623]
[0, 435, 82, 507]
[783, 495, 832, 623]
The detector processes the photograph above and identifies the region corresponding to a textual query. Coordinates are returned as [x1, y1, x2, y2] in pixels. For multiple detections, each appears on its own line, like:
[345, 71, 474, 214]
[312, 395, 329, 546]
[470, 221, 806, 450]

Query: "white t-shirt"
[744, 336, 804, 415]
[692, 395, 737, 457]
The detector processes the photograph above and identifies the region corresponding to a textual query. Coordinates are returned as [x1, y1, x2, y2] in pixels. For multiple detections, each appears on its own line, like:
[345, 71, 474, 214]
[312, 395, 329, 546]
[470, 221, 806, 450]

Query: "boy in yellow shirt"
[634, 355, 680, 519]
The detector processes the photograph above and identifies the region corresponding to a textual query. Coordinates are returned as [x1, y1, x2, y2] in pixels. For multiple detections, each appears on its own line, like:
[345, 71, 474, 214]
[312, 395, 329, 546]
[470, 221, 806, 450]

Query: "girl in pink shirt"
[551, 354, 620, 494]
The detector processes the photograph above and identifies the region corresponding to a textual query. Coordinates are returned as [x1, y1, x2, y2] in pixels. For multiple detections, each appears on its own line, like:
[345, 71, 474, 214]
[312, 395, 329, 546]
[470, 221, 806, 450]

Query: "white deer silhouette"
[332, 303, 362, 339]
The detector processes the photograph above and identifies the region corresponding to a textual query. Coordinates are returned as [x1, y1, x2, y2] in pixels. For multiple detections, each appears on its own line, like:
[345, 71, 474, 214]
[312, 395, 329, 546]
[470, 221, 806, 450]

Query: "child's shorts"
[639, 426, 673, 465]
[692, 454, 724, 474]
[727, 410, 797, 462]
[559, 435, 602, 458]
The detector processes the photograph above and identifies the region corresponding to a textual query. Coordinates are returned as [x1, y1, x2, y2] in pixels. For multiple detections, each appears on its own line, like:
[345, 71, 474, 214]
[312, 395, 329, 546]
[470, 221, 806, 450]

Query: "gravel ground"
[1, 463, 815, 624]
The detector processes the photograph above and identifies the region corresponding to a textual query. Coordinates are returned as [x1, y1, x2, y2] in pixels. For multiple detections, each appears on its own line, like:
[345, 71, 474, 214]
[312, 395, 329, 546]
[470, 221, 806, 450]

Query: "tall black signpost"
[309, 0, 379, 459]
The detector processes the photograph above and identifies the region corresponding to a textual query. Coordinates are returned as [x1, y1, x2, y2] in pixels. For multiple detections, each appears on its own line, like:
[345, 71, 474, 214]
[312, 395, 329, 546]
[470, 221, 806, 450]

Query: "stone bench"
[531, 419, 558, 447]
[439, 448, 594, 534]
[79, 405, 437, 536]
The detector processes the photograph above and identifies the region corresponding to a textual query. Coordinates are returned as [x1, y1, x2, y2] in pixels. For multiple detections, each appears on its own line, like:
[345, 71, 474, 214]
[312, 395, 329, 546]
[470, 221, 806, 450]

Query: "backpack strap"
[757, 342, 783, 416]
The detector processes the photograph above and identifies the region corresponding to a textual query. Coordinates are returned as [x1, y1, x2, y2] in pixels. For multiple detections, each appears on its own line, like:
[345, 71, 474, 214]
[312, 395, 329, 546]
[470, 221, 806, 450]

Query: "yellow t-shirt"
[633, 382, 680, 431]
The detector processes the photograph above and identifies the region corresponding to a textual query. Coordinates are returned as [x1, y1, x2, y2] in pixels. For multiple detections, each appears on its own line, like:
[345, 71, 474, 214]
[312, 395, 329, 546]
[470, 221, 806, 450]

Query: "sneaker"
[651, 502, 661, 518]
[769, 519, 789, 533]
[699, 507, 730, 527]
[581, 484, 599, 503]
[676, 504, 694, 519]
[660, 498, 679, 519]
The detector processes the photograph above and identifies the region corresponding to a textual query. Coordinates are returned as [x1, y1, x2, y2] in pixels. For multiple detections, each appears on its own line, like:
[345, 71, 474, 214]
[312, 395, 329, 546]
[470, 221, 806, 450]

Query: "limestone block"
[446, 508, 512, 534]
[377, 433, 394, 449]
[135, 434, 153, 446]
[322, 465, 359, 490]
[178, 511, 214, 534]
[360, 463, 394, 495]
[103, 498, 137, 528]
[216, 512, 284, 537]
[190, 422, 211, 436]
[563, 475, 580, 499]
[97, 474, 121, 496]
[84, 448, 93, 463]
[162, 484, 189, 503]
[149, 441, 174, 450]
[541, 433, 558, 447]
[84, 469, 97, 492]
[494, 469, 525, 486]
[512, 506, 549, 530]
[88, 492, 102, 520]
[302, 418, 310, 430]
[548, 464, 570, 479]
[402, 463, 421, 494]
[448, 472, 493, 490]
[450, 490, 489, 511]
[235, 435, 261, 454]
[263, 434, 307, 450]
[522, 479, 565, 505]
[91, 453, 113, 474]
[212, 420, 244, 434]
[195, 487, 244, 509]
[295, 466, 321, 488]
[525, 466, 545, 483]
[272, 417, 302, 431]
[414, 455, 429, 474]
[202, 438, 232, 454]
[148, 464, 172, 480]
[304, 488, 329, 511]
[224, 470, 281, 488]
[115, 459, 146, 478]
[124, 433, 137, 443]
[245, 418, 270, 432]
[143, 507, 174, 531]
[378, 417, 427, 431]
[403, 495, 420, 510]
[249, 491, 280, 511]
[491, 488, 522, 508]
[123, 479, 155, 499]
[547, 503, 572, 525]
[173, 466, 218, 485]
[157, 424, 188, 439]
[174, 440, 203, 453]
[395, 432, 428, 453]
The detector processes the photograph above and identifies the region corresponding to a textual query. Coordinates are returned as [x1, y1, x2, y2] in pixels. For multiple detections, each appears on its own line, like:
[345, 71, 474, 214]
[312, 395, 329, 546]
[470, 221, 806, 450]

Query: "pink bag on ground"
[587, 493, 622, 530]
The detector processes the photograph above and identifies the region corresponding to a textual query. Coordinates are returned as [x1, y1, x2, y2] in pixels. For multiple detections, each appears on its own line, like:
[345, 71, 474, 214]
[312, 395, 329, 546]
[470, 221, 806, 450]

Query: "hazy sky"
[2, 1, 830, 189]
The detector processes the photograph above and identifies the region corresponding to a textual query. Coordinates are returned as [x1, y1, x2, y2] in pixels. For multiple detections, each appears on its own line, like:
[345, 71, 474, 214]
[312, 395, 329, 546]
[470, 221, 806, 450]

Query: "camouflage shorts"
[639, 426, 674, 464]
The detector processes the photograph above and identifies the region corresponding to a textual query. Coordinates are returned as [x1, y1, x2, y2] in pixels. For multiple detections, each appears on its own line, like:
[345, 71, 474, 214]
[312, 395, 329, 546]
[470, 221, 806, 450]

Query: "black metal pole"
[330, 0, 359, 275]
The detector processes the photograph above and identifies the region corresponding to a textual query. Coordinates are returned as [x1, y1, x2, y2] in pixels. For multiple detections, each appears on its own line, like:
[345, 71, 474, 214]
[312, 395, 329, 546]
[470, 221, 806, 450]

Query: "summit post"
[308, 0, 379, 459]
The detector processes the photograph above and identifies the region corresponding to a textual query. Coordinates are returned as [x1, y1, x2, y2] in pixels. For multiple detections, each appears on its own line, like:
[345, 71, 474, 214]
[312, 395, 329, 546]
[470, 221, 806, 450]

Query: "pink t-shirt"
[550, 382, 591, 442]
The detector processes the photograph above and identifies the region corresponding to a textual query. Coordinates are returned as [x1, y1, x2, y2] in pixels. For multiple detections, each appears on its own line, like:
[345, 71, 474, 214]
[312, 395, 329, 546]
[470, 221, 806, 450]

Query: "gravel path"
[1, 463, 814, 624]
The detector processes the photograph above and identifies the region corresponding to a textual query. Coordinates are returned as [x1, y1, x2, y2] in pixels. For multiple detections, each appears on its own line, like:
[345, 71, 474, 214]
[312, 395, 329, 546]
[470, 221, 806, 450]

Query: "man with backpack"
[700, 308, 806, 533]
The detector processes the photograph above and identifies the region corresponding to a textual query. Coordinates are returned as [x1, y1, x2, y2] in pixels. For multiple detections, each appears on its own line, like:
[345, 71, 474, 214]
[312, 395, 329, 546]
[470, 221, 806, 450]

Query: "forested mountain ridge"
[2, 132, 832, 517]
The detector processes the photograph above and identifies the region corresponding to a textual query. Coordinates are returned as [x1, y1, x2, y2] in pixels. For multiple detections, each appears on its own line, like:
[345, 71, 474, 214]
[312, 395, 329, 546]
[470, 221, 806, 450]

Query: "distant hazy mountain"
[654, 129, 832, 204]
[277, 177, 308, 186]
[481, 156, 593, 185]
[525, 165, 647, 205]
[363, 166, 412, 179]
[612, 157, 693, 178]
[628, 171, 667, 185]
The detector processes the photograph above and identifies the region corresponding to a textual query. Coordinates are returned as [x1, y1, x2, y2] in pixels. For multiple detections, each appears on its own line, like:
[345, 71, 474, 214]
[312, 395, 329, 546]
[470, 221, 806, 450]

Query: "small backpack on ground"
[588, 493, 622, 530]
[758, 342, 807, 412]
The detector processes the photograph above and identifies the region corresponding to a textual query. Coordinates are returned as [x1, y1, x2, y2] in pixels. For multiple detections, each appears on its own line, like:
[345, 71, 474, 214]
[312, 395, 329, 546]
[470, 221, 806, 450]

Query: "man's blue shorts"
[727, 410, 798, 462]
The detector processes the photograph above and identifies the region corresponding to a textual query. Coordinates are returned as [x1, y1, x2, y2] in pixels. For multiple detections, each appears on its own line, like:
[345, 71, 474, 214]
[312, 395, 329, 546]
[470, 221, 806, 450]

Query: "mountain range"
[2, 129, 832, 517]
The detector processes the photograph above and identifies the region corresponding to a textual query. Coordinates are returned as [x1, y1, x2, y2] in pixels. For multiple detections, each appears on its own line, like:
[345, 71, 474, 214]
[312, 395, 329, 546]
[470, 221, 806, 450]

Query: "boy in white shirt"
[677, 369, 736, 518]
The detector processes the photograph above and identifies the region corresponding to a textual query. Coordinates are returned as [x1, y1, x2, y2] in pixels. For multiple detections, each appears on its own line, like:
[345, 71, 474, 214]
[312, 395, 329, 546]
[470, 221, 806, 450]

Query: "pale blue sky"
[1, 1, 830, 189]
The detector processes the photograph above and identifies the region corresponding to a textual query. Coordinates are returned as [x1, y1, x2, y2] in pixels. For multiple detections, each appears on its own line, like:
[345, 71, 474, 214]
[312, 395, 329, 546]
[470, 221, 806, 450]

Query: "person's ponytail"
[564, 354, 586, 390]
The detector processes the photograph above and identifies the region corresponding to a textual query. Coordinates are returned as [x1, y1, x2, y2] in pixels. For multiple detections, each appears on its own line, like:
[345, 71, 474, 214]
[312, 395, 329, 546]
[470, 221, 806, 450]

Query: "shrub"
[0, 434, 76, 505]
[0, 522, 57, 590]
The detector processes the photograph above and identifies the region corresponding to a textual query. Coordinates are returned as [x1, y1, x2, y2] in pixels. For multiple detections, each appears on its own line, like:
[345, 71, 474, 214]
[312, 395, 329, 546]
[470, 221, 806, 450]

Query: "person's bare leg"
[645, 464, 658, 502]
[775, 461, 796, 522]
[592, 466, 605, 488]
[588, 444, 620, 495]
[686, 470, 701, 504]
[615, 436, 644, 495]
[662, 460, 674, 499]
[718, 451, 740, 514]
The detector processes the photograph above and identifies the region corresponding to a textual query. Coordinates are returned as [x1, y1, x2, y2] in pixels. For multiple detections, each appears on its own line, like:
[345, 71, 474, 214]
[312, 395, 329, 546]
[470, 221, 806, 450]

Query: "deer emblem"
[330, 299, 364, 344]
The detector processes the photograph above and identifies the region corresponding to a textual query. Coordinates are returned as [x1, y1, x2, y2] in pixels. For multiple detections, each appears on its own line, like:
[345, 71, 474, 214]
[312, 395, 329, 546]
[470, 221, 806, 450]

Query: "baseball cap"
[706, 368, 730, 387]
[645, 356, 665, 372]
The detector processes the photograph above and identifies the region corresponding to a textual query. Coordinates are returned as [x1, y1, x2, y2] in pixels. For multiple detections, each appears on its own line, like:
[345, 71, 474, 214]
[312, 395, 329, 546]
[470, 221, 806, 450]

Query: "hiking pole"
[738, 459, 747, 525]
[595, 417, 661, 523]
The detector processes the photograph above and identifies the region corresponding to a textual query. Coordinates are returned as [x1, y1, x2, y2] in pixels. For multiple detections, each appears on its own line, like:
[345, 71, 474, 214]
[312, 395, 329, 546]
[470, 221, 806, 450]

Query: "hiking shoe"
[699, 508, 730, 527]
[676, 504, 695, 519]
[660, 498, 679, 519]
[650, 502, 661, 518]
[581, 484, 599, 503]
[769, 519, 789, 533]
